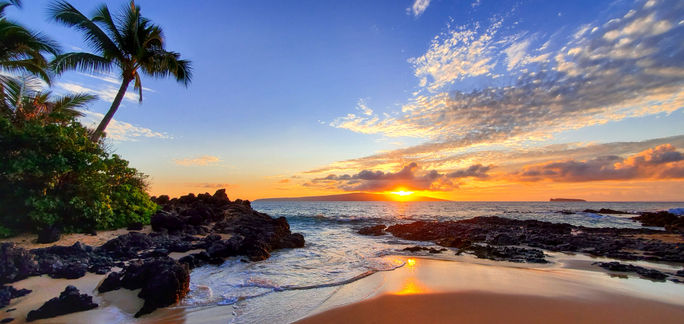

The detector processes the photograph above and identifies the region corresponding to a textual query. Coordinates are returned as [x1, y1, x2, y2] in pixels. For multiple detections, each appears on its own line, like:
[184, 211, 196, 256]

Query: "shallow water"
[178, 201, 684, 323]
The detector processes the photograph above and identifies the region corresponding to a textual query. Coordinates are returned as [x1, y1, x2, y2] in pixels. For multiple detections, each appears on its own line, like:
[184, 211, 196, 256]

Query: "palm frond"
[52, 92, 96, 117]
[48, 0, 121, 59]
[140, 49, 192, 86]
[91, 4, 124, 48]
[50, 52, 112, 74]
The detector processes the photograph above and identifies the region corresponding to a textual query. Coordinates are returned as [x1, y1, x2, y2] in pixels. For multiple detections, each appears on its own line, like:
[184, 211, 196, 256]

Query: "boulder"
[36, 226, 61, 244]
[0, 243, 37, 284]
[596, 261, 668, 280]
[98, 232, 154, 258]
[0, 285, 31, 308]
[632, 211, 683, 232]
[26, 286, 97, 322]
[151, 211, 185, 233]
[126, 222, 144, 231]
[96, 257, 190, 317]
[358, 225, 386, 236]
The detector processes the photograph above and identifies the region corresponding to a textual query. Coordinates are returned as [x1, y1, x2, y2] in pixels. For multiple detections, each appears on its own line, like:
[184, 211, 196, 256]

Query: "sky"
[8, 0, 684, 201]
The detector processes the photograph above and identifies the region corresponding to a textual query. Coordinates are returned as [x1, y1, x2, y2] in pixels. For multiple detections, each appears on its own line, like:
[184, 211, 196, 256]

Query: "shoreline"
[2, 254, 684, 323]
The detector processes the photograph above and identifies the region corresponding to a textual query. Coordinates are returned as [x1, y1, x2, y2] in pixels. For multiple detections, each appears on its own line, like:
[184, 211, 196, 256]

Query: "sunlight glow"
[407, 258, 416, 267]
[391, 190, 415, 196]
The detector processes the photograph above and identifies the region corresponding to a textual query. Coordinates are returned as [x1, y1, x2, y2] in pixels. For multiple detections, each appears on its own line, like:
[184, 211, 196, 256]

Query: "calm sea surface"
[181, 201, 684, 323]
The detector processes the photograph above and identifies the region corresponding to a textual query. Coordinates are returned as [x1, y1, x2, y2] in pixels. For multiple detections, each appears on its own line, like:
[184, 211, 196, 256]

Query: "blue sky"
[8, 0, 684, 200]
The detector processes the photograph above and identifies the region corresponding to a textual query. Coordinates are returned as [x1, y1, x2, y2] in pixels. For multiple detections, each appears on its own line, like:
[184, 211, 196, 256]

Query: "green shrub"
[0, 115, 157, 234]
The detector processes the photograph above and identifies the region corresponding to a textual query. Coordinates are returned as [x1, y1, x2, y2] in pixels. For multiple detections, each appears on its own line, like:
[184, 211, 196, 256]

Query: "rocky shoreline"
[0, 189, 305, 322]
[360, 210, 684, 282]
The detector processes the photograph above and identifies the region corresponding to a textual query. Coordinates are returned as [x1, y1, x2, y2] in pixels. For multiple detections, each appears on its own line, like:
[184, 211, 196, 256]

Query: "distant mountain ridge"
[255, 192, 449, 202]
[550, 198, 587, 202]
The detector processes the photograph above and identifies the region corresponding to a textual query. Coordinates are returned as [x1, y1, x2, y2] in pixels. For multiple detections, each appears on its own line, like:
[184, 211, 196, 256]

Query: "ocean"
[180, 201, 684, 323]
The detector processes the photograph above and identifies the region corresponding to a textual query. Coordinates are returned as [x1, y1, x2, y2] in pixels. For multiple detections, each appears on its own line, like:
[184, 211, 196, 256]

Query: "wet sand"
[2, 254, 684, 323]
[296, 291, 684, 324]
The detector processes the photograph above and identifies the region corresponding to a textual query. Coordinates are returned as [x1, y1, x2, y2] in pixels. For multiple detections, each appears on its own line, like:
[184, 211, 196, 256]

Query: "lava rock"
[0, 244, 37, 284]
[402, 246, 447, 253]
[97, 257, 190, 317]
[358, 225, 386, 236]
[151, 211, 185, 233]
[0, 285, 31, 308]
[26, 286, 97, 322]
[583, 208, 630, 214]
[466, 245, 547, 263]
[127, 222, 144, 231]
[632, 211, 683, 232]
[277, 233, 305, 248]
[97, 272, 122, 293]
[596, 261, 668, 280]
[98, 232, 154, 259]
[36, 225, 61, 244]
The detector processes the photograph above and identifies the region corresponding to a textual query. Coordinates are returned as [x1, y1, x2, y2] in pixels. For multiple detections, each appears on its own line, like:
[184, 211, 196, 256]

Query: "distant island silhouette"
[255, 192, 449, 202]
[550, 198, 587, 202]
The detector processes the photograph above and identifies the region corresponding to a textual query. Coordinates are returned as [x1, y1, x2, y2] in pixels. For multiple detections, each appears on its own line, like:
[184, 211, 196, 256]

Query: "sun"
[391, 190, 414, 196]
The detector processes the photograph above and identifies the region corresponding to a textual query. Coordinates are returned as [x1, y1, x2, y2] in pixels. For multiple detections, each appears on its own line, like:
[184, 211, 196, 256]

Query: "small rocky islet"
[0, 189, 305, 321]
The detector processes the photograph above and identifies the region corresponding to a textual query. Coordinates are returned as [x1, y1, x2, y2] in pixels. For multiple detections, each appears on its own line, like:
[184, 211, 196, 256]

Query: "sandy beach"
[296, 256, 684, 324]
[5, 252, 682, 324]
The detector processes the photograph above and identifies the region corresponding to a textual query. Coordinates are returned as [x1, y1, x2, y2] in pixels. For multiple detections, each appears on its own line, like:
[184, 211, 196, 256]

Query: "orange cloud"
[308, 162, 494, 192]
[513, 144, 684, 182]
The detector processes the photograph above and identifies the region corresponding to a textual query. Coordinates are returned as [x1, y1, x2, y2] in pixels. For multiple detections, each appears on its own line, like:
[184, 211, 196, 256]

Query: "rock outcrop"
[385, 216, 684, 263]
[632, 211, 684, 232]
[98, 256, 190, 317]
[26, 286, 97, 322]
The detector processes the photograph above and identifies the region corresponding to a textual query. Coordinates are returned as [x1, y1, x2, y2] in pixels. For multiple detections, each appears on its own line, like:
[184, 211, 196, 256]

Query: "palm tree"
[49, 0, 192, 142]
[1, 75, 95, 124]
[0, 0, 59, 88]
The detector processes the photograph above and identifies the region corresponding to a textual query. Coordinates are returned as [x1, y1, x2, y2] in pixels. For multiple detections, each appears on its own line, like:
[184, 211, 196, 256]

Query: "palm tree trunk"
[90, 77, 132, 142]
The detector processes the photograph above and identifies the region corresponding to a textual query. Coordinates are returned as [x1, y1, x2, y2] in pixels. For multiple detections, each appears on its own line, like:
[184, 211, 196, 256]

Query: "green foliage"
[0, 115, 157, 234]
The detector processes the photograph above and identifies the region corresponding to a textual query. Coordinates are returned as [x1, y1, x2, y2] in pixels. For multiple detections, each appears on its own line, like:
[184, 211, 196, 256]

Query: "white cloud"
[408, 19, 503, 91]
[174, 155, 221, 166]
[79, 110, 171, 141]
[327, 0, 684, 171]
[56, 82, 140, 103]
[408, 0, 431, 17]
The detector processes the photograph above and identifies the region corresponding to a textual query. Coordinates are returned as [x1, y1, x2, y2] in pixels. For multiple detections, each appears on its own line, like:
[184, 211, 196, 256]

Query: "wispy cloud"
[407, 0, 431, 17]
[174, 155, 222, 166]
[56, 81, 139, 103]
[79, 111, 171, 141]
[328, 0, 683, 173]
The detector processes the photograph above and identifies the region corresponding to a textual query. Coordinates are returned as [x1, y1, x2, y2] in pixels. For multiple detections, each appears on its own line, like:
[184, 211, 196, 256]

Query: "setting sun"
[391, 190, 415, 196]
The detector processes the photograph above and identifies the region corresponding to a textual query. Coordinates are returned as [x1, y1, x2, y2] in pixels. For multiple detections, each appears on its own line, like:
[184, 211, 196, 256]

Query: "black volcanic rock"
[385, 216, 684, 263]
[0, 244, 37, 284]
[596, 262, 668, 280]
[97, 257, 189, 317]
[126, 222, 144, 231]
[402, 246, 447, 254]
[583, 209, 630, 214]
[26, 286, 97, 322]
[0, 285, 31, 308]
[466, 245, 547, 263]
[98, 232, 154, 259]
[632, 211, 684, 232]
[36, 225, 61, 244]
[358, 225, 386, 236]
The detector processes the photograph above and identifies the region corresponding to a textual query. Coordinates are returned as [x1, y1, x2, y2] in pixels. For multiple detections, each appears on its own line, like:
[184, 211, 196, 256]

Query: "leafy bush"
[0, 114, 157, 234]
